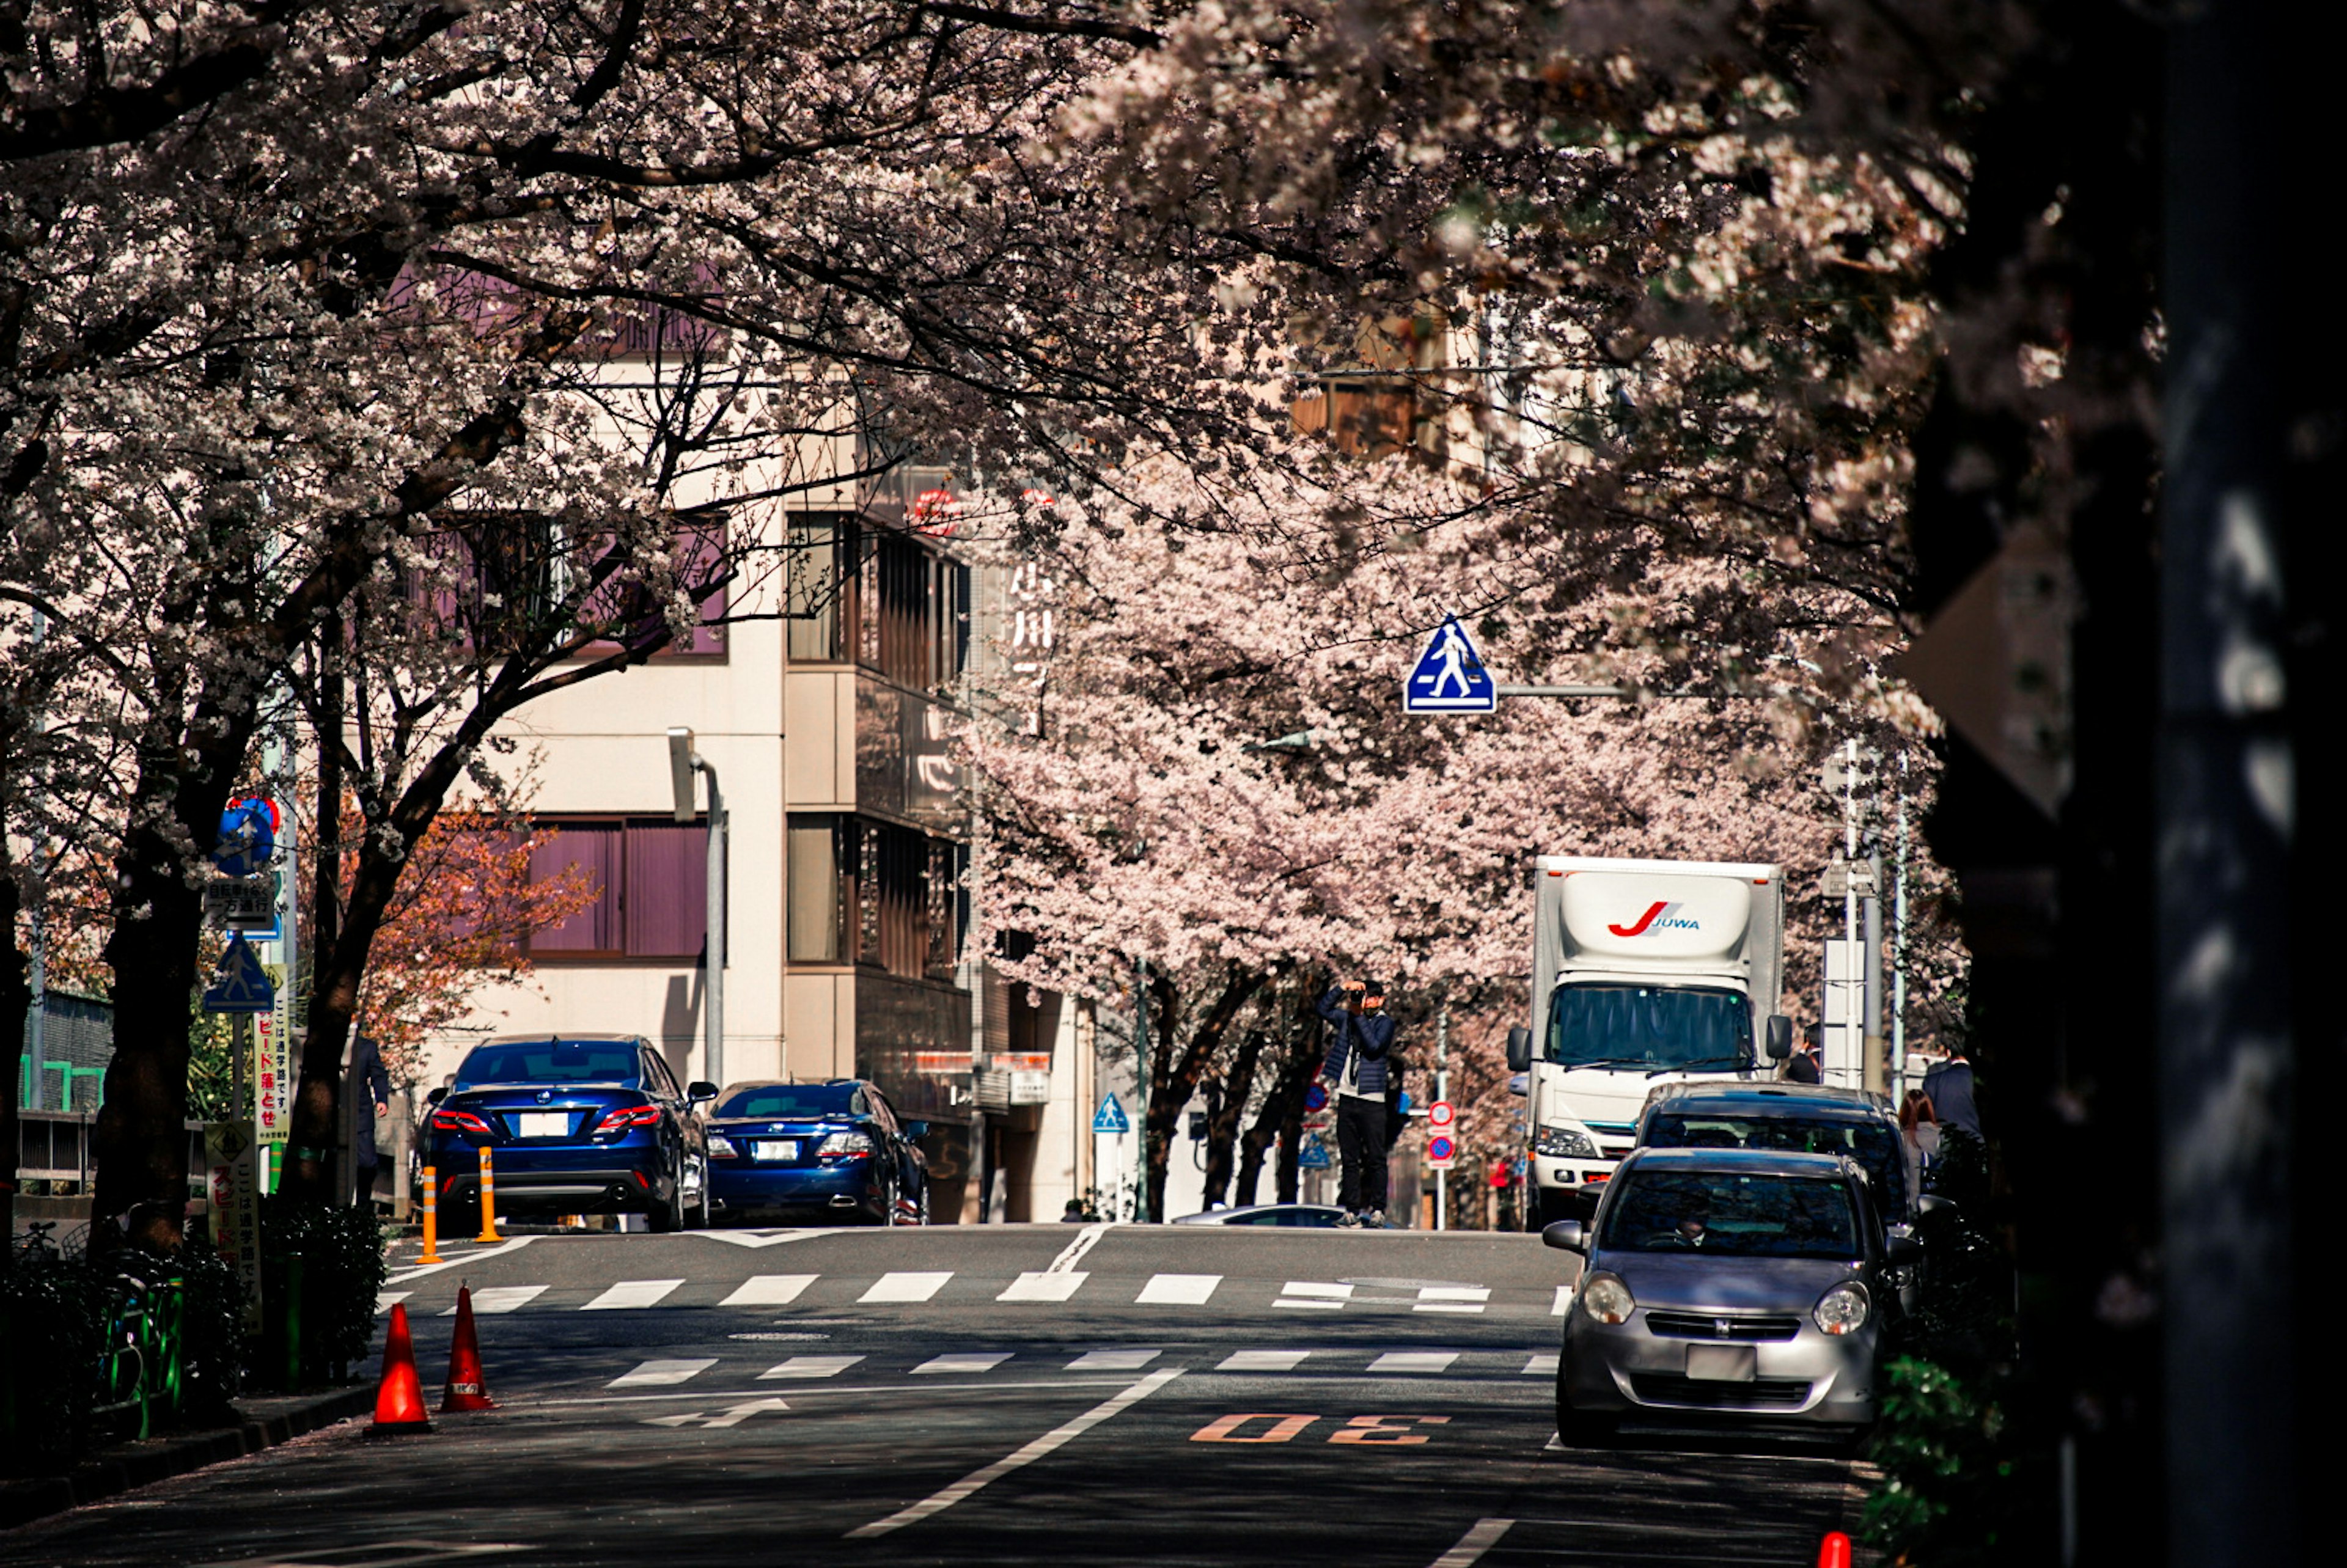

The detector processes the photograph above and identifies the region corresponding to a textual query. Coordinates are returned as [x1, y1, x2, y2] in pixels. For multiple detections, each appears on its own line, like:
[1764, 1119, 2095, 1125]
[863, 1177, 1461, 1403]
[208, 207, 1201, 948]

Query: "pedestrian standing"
[1783, 1023, 1825, 1085]
[1920, 1042, 1983, 1140]
[1316, 977, 1399, 1228]
[1898, 1090, 1941, 1213]
[348, 1031, 393, 1207]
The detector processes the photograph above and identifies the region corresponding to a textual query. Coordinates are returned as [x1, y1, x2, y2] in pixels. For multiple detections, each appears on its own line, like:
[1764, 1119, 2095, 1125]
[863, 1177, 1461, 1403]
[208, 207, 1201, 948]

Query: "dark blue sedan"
[706, 1079, 929, 1226]
[425, 1035, 715, 1231]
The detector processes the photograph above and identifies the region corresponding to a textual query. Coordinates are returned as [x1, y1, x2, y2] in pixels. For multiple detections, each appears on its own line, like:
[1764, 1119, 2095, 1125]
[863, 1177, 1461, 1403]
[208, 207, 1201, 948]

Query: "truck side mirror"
[1765, 1016, 1793, 1060]
[1506, 1026, 1532, 1072]
[426, 1086, 448, 1105]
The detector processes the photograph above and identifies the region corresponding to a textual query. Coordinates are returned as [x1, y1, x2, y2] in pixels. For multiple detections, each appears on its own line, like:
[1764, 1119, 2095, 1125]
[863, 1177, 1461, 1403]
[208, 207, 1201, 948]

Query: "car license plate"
[1685, 1344, 1757, 1382]
[516, 1111, 569, 1139]
[754, 1140, 799, 1161]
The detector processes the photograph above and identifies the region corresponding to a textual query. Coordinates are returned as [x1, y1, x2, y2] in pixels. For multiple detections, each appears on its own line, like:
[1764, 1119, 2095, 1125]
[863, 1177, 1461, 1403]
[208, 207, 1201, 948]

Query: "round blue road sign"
[1304, 1083, 1328, 1112]
[213, 797, 277, 877]
[1428, 1135, 1455, 1162]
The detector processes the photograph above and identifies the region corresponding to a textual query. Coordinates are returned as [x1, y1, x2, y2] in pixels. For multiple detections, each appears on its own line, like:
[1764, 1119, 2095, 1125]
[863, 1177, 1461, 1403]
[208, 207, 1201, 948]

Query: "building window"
[529, 818, 717, 962]
[788, 814, 851, 964]
[787, 813, 962, 979]
[788, 514, 967, 692]
[786, 516, 851, 663]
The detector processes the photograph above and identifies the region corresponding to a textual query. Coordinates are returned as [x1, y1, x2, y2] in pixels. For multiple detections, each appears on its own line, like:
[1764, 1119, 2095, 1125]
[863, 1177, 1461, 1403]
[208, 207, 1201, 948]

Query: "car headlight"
[1579, 1273, 1635, 1325]
[707, 1135, 738, 1159]
[1813, 1281, 1871, 1335]
[1534, 1124, 1599, 1159]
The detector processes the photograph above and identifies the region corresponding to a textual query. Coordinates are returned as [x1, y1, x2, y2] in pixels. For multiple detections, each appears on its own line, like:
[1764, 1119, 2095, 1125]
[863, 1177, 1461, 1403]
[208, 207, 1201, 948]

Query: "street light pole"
[667, 728, 726, 1090]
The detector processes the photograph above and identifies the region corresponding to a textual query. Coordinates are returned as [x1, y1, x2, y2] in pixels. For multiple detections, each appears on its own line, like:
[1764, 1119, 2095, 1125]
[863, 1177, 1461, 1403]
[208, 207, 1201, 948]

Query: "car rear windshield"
[455, 1041, 640, 1087]
[1601, 1170, 1860, 1259]
[716, 1085, 861, 1118]
[1644, 1115, 1903, 1211]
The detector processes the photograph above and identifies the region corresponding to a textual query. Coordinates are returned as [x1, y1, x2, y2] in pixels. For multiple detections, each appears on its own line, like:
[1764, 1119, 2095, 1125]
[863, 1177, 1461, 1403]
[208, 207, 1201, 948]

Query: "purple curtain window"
[625, 821, 709, 959]
[529, 825, 622, 952]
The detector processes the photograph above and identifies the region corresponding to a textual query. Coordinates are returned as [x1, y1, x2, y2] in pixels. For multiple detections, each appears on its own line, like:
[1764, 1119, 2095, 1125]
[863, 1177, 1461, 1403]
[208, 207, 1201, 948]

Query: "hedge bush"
[0, 1250, 111, 1474]
[255, 1197, 387, 1387]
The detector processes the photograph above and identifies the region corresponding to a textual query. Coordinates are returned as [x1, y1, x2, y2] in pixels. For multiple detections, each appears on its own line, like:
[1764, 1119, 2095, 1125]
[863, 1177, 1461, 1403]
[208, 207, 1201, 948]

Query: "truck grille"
[1644, 1311, 1802, 1342]
[1630, 1374, 1813, 1409]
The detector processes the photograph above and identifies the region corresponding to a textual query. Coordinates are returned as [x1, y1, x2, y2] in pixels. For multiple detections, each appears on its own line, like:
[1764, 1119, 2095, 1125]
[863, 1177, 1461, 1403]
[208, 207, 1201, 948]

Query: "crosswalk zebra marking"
[997, 1271, 1088, 1303]
[448, 1285, 545, 1315]
[1066, 1349, 1161, 1372]
[913, 1352, 1012, 1376]
[1218, 1349, 1311, 1372]
[1414, 1286, 1489, 1314]
[1136, 1273, 1221, 1306]
[375, 1291, 411, 1317]
[1552, 1285, 1574, 1317]
[1275, 1282, 1352, 1310]
[720, 1273, 817, 1306]
[759, 1355, 864, 1380]
[609, 1358, 717, 1388]
[1368, 1350, 1459, 1375]
[584, 1278, 685, 1311]
[1522, 1352, 1560, 1377]
[861, 1271, 954, 1304]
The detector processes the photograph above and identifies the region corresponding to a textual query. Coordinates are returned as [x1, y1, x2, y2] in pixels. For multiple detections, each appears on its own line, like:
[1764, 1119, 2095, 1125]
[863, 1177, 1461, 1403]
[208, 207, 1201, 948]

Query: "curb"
[0, 1384, 375, 1532]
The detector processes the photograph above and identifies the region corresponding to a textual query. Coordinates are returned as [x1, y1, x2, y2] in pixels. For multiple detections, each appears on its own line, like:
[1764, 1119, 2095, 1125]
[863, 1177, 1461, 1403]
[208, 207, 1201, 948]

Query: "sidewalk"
[0, 1383, 374, 1531]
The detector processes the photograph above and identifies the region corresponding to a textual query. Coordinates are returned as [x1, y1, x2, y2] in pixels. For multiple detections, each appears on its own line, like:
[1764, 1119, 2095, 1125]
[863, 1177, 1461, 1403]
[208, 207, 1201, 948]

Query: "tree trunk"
[1199, 1026, 1265, 1207]
[1240, 993, 1322, 1206]
[1140, 967, 1259, 1223]
[0, 864, 30, 1262]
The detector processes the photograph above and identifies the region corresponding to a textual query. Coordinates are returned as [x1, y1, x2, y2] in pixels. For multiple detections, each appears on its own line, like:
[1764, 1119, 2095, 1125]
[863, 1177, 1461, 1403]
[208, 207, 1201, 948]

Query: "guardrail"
[12, 1112, 208, 1187]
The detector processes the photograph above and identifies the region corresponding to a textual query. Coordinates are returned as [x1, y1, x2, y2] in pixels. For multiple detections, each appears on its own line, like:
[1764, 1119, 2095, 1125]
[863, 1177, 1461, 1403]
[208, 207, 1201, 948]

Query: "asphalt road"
[1, 1225, 1867, 1568]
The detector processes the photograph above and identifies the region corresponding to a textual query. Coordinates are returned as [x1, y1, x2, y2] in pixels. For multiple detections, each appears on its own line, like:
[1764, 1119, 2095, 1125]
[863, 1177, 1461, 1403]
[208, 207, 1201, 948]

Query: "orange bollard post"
[441, 1284, 497, 1412]
[475, 1141, 502, 1243]
[369, 1303, 432, 1435]
[1816, 1531, 1853, 1568]
[417, 1164, 444, 1264]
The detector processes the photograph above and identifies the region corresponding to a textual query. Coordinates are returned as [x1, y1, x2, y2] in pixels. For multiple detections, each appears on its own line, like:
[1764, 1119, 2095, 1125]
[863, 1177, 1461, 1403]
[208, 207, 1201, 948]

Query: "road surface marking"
[861, 1271, 953, 1303]
[1046, 1222, 1110, 1273]
[759, 1355, 864, 1380]
[1414, 1286, 1489, 1314]
[1218, 1349, 1311, 1372]
[1067, 1349, 1161, 1371]
[375, 1291, 411, 1316]
[1429, 1517, 1516, 1567]
[913, 1353, 1012, 1376]
[582, 1278, 685, 1311]
[542, 1378, 1129, 1409]
[450, 1285, 546, 1315]
[1522, 1352, 1560, 1376]
[697, 1229, 821, 1249]
[1191, 1413, 1317, 1443]
[845, 1369, 1182, 1538]
[1136, 1273, 1221, 1305]
[385, 1234, 538, 1285]
[720, 1273, 817, 1306]
[609, 1358, 717, 1388]
[1368, 1351, 1459, 1375]
[1276, 1282, 1352, 1310]
[1329, 1414, 1450, 1445]
[701, 1397, 791, 1428]
[998, 1271, 1089, 1302]
[1543, 1432, 1564, 1451]
[1552, 1286, 1574, 1316]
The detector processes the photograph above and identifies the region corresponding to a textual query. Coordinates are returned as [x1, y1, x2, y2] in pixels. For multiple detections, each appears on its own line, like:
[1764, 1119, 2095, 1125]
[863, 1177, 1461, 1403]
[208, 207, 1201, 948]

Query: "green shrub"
[1863, 1356, 2017, 1566]
[255, 1198, 387, 1387]
[164, 1234, 248, 1420]
[0, 1252, 109, 1474]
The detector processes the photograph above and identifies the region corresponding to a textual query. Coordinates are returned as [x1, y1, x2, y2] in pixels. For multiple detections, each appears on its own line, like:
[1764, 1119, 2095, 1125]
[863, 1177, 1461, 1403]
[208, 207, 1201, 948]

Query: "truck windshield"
[1545, 984, 1752, 1072]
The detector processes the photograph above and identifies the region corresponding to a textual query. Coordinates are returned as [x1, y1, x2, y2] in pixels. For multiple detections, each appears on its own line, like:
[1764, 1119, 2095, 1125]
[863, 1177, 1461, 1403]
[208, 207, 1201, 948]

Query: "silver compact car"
[1544, 1146, 1919, 1443]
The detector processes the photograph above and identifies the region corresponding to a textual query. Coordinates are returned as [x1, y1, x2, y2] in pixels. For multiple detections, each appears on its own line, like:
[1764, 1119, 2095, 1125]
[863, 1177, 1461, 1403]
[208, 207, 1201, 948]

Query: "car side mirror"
[903, 1121, 929, 1140]
[1917, 1194, 1960, 1218]
[1507, 1073, 1529, 1097]
[1766, 1016, 1792, 1060]
[1541, 1220, 1586, 1254]
[687, 1081, 719, 1104]
[426, 1086, 448, 1105]
[1886, 1234, 1925, 1266]
[1506, 1026, 1532, 1072]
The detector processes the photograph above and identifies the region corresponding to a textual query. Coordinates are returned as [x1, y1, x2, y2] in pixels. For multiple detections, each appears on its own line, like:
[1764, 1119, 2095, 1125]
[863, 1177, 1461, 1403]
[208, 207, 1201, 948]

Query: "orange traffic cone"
[1816, 1531, 1853, 1568]
[370, 1302, 432, 1435]
[441, 1284, 497, 1412]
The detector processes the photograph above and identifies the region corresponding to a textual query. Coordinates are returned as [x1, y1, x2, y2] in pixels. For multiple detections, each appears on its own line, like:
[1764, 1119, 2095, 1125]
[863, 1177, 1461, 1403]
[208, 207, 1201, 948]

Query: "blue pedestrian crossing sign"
[1403, 615, 1496, 713]
[1091, 1093, 1131, 1136]
[202, 934, 276, 1014]
[1299, 1134, 1333, 1170]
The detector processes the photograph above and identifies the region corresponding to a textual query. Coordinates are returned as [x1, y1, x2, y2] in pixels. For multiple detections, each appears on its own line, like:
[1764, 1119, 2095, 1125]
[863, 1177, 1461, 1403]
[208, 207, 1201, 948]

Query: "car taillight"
[817, 1130, 875, 1160]
[592, 1104, 663, 1134]
[430, 1109, 492, 1134]
[707, 1135, 740, 1159]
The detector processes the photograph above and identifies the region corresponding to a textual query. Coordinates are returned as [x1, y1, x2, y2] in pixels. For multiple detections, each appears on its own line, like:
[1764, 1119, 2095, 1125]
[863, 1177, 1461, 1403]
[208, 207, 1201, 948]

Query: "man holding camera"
[1317, 977, 1400, 1229]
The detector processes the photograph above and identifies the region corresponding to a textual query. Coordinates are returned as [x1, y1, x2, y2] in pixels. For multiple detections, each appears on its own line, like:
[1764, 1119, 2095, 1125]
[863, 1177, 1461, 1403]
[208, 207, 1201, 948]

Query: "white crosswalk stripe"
[721, 1273, 817, 1306]
[1414, 1286, 1489, 1314]
[609, 1358, 716, 1388]
[861, 1271, 953, 1304]
[1368, 1350, 1459, 1375]
[1218, 1349, 1311, 1372]
[760, 1355, 864, 1380]
[1522, 1352, 1560, 1376]
[584, 1278, 685, 1311]
[375, 1291, 411, 1317]
[997, 1271, 1088, 1303]
[913, 1352, 1012, 1375]
[449, 1285, 545, 1315]
[1275, 1282, 1351, 1310]
[1135, 1273, 1221, 1305]
[1552, 1285, 1574, 1316]
[1067, 1349, 1161, 1371]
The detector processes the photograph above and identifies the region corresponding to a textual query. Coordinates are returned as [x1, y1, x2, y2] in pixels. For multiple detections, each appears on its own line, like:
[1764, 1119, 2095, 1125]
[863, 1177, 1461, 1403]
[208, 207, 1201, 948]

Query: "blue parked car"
[706, 1079, 930, 1226]
[425, 1035, 715, 1231]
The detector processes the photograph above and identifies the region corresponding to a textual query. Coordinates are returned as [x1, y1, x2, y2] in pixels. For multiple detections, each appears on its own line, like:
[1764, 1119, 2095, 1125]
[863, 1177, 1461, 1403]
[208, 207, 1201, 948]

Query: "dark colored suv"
[426, 1035, 715, 1231]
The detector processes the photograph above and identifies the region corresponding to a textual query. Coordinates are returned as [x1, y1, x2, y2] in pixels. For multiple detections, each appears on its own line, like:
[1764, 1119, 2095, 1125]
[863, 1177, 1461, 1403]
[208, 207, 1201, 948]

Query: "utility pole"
[1131, 958, 1148, 1223]
[1892, 753, 1910, 1085]
[667, 728, 726, 1090]
[1434, 1006, 1449, 1233]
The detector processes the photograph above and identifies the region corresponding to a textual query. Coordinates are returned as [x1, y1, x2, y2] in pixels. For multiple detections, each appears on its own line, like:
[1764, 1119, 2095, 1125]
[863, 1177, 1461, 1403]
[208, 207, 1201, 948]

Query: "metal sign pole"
[1434, 1007, 1449, 1232]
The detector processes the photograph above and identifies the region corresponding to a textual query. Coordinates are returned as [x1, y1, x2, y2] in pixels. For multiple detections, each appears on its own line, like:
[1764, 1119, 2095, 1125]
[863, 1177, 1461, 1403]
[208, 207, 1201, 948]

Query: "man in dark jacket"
[1317, 978, 1399, 1228]
[1783, 1023, 1825, 1085]
[349, 1033, 394, 1206]
[1920, 1043, 1983, 1140]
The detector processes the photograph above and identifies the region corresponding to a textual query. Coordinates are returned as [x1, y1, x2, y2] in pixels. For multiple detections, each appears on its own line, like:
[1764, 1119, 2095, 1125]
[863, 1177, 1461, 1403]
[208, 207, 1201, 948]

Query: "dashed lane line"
[913, 1352, 1013, 1376]
[1067, 1349, 1161, 1371]
[844, 1369, 1183, 1539]
[582, 1278, 686, 1311]
[1368, 1351, 1460, 1375]
[860, 1270, 954, 1304]
[1429, 1518, 1516, 1567]
[1522, 1352, 1560, 1377]
[1218, 1349, 1312, 1372]
[1135, 1272, 1222, 1306]
[1416, 1287, 1491, 1314]
[1276, 1283, 1352, 1310]
[609, 1358, 718, 1388]
[721, 1273, 817, 1306]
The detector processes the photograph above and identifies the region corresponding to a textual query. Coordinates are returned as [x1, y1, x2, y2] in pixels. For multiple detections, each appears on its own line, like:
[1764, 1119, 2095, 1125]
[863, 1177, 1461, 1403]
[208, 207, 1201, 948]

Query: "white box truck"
[1505, 855, 1793, 1228]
